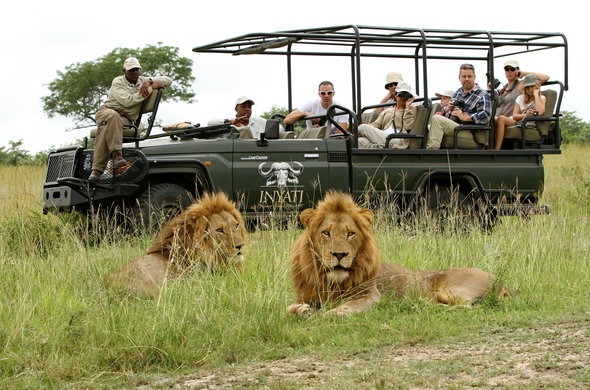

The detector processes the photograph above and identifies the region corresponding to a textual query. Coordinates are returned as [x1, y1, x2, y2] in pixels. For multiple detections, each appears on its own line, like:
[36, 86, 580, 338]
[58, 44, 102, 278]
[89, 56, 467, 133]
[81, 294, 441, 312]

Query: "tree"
[260, 105, 306, 135]
[42, 43, 196, 128]
[0, 140, 30, 166]
[560, 111, 590, 144]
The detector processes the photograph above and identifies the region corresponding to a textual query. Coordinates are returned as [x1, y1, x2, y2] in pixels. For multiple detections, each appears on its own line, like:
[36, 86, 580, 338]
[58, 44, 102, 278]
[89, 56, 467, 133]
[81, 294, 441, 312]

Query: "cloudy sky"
[1, 0, 583, 153]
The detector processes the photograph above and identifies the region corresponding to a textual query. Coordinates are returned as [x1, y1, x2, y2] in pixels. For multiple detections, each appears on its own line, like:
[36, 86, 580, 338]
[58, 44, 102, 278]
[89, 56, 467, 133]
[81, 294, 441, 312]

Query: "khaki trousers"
[427, 115, 460, 149]
[93, 107, 129, 172]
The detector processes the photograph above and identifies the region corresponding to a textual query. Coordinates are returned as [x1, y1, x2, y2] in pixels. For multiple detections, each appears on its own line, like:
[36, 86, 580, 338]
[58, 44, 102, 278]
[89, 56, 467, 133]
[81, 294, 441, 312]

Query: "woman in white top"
[493, 74, 546, 150]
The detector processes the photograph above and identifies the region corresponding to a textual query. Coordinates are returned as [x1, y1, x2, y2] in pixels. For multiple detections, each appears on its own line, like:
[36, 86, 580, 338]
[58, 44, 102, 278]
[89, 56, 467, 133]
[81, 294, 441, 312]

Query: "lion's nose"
[331, 252, 348, 261]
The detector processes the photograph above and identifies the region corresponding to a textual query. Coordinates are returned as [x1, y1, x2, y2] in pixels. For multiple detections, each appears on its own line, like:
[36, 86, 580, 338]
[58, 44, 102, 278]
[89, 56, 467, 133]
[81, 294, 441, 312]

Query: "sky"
[1, 0, 584, 153]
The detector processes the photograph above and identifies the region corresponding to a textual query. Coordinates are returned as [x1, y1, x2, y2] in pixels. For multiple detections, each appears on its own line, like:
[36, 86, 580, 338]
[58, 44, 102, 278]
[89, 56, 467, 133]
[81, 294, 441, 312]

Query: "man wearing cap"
[208, 97, 269, 139]
[373, 72, 404, 115]
[90, 57, 172, 182]
[427, 63, 491, 149]
[496, 58, 549, 118]
[357, 81, 417, 149]
[284, 81, 348, 133]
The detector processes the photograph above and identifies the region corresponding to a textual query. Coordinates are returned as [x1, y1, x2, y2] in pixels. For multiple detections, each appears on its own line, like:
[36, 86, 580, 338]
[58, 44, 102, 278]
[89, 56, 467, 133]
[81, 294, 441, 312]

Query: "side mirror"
[263, 119, 280, 139]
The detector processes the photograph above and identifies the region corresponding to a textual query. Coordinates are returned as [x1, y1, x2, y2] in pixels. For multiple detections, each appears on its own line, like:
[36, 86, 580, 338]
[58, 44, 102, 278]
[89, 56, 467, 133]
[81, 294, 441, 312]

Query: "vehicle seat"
[297, 126, 327, 139]
[503, 89, 558, 147]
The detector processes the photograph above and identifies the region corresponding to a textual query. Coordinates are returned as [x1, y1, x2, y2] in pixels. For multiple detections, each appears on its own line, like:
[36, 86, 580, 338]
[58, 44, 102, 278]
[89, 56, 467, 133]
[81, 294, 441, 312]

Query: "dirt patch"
[138, 318, 590, 389]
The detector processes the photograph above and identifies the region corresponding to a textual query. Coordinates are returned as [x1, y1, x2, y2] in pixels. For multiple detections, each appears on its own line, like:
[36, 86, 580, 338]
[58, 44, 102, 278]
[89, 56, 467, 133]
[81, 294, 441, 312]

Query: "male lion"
[287, 191, 510, 316]
[106, 192, 247, 297]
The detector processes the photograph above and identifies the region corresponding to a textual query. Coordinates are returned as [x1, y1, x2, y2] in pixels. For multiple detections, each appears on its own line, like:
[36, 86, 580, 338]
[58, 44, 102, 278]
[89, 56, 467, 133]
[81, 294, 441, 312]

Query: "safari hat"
[504, 58, 519, 68]
[384, 72, 403, 88]
[123, 57, 142, 70]
[435, 89, 454, 98]
[235, 96, 255, 105]
[396, 81, 416, 98]
[522, 74, 538, 87]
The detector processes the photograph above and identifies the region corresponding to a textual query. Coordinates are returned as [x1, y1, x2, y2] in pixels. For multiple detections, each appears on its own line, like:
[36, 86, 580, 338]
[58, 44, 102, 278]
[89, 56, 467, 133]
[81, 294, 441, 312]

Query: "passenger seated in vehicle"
[284, 81, 349, 136]
[357, 82, 416, 149]
[427, 63, 491, 149]
[373, 72, 404, 115]
[208, 96, 279, 139]
[495, 58, 549, 119]
[493, 74, 546, 150]
[433, 90, 454, 116]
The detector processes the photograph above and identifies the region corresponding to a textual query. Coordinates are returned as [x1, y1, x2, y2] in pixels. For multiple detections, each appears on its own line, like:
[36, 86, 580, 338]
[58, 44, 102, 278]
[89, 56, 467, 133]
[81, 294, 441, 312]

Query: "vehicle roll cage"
[192, 25, 568, 116]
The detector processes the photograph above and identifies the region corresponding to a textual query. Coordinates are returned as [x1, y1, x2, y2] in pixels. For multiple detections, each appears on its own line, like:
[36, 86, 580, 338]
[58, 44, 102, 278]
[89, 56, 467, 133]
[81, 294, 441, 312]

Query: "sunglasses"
[385, 82, 398, 89]
[504, 67, 517, 72]
[319, 90, 334, 95]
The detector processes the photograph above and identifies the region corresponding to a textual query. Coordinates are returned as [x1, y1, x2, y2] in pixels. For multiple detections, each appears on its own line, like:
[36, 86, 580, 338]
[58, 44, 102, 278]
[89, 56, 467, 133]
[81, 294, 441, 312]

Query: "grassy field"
[1, 146, 589, 389]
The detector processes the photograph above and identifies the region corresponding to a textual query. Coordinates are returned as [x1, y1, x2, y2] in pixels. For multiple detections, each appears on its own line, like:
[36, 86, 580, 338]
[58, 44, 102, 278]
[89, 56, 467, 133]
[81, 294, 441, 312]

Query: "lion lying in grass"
[106, 192, 247, 297]
[287, 191, 510, 316]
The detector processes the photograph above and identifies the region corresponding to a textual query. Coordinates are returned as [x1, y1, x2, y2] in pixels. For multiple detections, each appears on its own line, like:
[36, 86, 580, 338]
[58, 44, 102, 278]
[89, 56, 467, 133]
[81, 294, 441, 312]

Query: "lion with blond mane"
[106, 192, 247, 297]
[287, 191, 510, 316]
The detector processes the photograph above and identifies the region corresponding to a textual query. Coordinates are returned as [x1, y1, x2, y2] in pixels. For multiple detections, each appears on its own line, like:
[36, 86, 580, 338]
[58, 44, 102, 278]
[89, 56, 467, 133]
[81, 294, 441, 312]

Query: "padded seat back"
[297, 126, 327, 139]
[361, 111, 379, 124]
[408, 105, 431, 149]
[504, 89, 558, 144]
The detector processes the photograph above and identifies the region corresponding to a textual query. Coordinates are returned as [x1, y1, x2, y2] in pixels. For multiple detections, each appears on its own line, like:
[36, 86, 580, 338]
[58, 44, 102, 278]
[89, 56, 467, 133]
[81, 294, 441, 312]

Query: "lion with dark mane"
[106, 192, 247, 297]
[287, 191, 510, 316]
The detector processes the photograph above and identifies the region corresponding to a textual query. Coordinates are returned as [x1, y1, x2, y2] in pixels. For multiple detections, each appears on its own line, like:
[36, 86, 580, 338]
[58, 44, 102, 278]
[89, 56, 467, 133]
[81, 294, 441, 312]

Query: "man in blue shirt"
[427, 63, 491, 149]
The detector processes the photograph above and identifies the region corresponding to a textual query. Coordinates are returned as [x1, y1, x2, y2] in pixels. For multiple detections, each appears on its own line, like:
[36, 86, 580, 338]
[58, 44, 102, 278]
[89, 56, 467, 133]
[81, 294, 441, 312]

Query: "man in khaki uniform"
[90, 57, 172, 181]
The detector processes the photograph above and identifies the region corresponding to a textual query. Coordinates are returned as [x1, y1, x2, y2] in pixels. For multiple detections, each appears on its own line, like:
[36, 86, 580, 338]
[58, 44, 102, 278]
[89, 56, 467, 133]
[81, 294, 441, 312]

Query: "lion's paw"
[287, 303, 313, 316]
[326, 305, 353, 317]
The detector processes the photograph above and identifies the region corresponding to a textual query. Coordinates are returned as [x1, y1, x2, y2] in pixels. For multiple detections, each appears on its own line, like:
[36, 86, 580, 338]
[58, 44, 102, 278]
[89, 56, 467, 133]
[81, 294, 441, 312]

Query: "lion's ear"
[299, 208, 317, 228]
[357, 209, 374, 225]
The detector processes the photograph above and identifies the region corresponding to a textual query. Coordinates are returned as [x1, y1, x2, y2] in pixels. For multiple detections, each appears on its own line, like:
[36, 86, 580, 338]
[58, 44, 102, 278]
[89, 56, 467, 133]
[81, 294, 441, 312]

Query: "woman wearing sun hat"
[493, 74, 546, 150]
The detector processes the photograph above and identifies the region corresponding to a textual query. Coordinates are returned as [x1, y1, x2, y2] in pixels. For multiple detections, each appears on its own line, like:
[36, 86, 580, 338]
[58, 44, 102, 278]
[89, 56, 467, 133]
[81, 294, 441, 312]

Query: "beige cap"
[123, 57, 142, 70]
[396, 81, 416, 98]
[504, 58, 519, 68]
[384, 72, 404, 88]
[235, 96, 255, 105]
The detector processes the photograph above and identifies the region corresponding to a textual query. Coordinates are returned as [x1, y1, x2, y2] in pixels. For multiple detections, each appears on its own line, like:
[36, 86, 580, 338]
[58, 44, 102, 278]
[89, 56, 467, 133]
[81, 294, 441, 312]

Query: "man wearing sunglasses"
[284, 81, 348, 133]
[495, 59, 549, 118]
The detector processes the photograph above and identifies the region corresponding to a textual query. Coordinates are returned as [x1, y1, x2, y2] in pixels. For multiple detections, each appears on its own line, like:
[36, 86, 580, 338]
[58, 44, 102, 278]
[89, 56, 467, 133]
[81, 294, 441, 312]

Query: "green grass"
[1, 146, 589, 389]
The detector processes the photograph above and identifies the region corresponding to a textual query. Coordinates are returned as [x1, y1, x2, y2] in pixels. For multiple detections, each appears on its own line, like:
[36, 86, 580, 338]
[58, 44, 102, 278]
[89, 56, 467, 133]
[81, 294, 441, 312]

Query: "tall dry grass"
[0, 146, 588, 388]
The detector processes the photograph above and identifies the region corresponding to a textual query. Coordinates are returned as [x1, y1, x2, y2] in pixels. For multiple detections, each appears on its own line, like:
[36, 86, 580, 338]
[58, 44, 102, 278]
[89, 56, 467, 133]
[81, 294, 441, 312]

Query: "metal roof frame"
[192, 25, 568, 114]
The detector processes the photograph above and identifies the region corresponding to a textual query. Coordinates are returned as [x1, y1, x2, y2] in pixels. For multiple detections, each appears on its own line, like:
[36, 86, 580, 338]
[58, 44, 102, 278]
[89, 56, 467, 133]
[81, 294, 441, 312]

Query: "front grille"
[45, 150, 78, 184]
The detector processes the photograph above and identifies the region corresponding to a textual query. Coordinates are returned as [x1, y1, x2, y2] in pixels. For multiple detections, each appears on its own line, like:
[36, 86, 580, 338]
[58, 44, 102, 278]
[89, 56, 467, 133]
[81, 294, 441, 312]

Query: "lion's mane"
[290, 191, 381, 307]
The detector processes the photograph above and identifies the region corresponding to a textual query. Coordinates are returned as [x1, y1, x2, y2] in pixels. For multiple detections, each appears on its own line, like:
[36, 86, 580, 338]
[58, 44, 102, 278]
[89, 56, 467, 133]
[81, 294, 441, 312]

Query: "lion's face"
[302, 206, 373, 284]
[204, 210, 246, 265]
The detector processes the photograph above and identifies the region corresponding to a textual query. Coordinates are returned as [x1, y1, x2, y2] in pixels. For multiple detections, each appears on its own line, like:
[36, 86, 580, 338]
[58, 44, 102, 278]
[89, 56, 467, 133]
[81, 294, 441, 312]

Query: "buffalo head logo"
[258, 161, 304, 188]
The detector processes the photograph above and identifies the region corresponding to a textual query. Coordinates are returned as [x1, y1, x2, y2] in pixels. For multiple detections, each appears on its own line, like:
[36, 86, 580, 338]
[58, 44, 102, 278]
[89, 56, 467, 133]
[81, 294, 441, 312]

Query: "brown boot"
[111, 150, 128, 169]
[88, 169, 103, 182]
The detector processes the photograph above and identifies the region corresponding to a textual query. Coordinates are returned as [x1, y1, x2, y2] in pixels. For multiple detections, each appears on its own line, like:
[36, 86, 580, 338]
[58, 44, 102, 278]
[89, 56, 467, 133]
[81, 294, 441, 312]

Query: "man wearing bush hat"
[374, 72, 404, 114]
[90, 57, 172, 182]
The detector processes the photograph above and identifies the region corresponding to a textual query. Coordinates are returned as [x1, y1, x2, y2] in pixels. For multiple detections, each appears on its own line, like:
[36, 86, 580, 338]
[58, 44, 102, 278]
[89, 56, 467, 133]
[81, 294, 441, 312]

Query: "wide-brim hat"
[384, 72, 403, 88]
[435, 89, 454, 98]
[396, 81, 416, 98]
[522, 74, 538, 87]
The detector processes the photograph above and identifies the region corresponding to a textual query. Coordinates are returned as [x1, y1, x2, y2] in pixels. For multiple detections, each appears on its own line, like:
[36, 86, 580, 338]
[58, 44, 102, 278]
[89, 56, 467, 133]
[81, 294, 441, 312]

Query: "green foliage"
[260, 104, 306, 135]
[560, 110, 590, 144]
[0, 139, 51, 166]
[42, 43, 196, 128]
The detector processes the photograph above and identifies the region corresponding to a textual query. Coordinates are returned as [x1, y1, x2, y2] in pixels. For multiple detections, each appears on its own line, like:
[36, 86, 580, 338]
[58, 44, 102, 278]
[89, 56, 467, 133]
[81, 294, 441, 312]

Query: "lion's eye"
[322, 231, 330, 237]
[216, 228, 225, 234]
[235, 223, 240, 229]
[347, 232, 356, 238]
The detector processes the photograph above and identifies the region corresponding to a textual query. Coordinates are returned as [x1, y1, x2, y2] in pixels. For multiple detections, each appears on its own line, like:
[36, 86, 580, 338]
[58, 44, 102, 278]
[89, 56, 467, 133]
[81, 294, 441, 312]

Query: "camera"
[397, 91, 413, 100]
[493, 78, 501, 89]
[452, 99, 466, 110]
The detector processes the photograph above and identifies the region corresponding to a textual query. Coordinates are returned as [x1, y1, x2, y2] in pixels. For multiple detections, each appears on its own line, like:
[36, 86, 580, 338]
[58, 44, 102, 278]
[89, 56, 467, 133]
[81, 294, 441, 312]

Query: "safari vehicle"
[43, 25, 568, 228]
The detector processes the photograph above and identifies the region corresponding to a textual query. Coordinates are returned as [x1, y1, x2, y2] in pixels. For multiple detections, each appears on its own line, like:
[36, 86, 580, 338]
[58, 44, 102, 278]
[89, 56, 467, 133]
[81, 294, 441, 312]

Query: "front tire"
[135, 183, 193, 231]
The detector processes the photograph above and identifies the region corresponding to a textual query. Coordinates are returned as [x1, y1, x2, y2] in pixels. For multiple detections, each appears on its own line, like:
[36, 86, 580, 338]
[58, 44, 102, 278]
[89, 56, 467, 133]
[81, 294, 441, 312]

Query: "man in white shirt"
[208, 96, 269, 139]
[284, 81, 348, 134]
